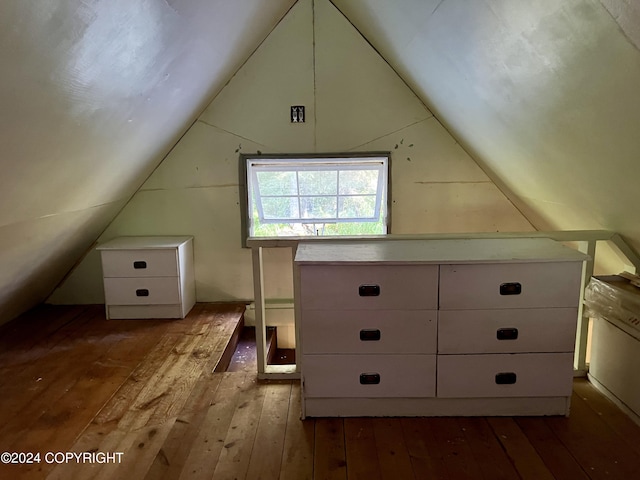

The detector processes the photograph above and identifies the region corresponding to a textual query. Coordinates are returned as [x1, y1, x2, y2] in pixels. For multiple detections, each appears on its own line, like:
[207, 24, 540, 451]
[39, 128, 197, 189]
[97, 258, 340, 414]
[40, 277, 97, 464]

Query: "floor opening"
[226, 326, 295, 372]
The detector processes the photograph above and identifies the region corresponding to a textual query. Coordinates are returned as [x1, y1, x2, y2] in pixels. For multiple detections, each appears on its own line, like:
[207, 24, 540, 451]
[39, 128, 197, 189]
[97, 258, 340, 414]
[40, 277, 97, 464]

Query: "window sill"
[246, 234, 389, 248]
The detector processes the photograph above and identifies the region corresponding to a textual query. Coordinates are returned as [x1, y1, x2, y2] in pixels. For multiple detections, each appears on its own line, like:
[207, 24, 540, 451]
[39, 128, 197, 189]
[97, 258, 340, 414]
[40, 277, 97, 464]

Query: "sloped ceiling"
[0, 0, 296, 324]
[333, 0, 640, 252]
[1, 0, 640, 324]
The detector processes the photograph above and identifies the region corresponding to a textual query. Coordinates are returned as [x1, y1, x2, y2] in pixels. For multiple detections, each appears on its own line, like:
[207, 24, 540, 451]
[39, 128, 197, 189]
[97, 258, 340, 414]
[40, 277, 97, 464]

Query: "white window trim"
[241, 153, 391, 244]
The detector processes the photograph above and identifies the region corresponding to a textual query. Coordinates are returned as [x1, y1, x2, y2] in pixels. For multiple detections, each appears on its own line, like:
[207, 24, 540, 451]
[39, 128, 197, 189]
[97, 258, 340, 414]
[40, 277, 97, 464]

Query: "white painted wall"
[334, 0, 640, 262]
[6, 0, 638, 328]
[50, 0, 534, 347]
[0, 0, 295, 324]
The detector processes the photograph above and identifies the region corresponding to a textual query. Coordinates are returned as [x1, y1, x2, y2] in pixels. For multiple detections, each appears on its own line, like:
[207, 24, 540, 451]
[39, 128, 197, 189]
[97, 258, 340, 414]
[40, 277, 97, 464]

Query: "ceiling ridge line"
[324, 0, 496, 180]
[204, 1, 301, 115]
[90, 2, 301, 253]
[327, 0, 435, 117]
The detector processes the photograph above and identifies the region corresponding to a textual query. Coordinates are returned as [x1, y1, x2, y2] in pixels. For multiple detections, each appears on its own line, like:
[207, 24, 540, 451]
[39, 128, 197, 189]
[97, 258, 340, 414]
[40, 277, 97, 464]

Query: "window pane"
[262, 196, 300, 220]
[246, 155, 388, 238]
[300, 196, 337, 219]
[338, 195, 377, 219]
[339, 169, 379, 195]
[257, 171, 298, 195]
[322, 220, 385, 235]
[299, 170, 337, 195]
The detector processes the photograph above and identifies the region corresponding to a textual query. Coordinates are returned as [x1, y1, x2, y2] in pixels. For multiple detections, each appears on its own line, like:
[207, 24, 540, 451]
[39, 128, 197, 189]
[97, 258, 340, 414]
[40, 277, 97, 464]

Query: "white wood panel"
[302, 309, 437, 354]
[303, 354, 436, 398]
[359, 118, 490, 183]
[438, 308, 578, 354]
[100, 249, 179, 278]
[299, 264, 438, 310]
[437, 353, 574, 398]
[199, 0, 315, 151]
[0, 0, 295, 226]
[140, 122, 264, 192]
[107, 304, 184, 320]
[589, 317, 640, 418]
[333, 0, 640, 274]
[303, 396, 570, 418]
[295, 238, 587, 264]
[103, 277, 181, 305]
[0, 0, 296, 324]
[390, 182, 537, 235]
[2, 201, 126, 318]
[439, 262, 583, 310]
[97, 236, 193, 250]
[313, 0, 431, 151]
[177, 240, 196, 317]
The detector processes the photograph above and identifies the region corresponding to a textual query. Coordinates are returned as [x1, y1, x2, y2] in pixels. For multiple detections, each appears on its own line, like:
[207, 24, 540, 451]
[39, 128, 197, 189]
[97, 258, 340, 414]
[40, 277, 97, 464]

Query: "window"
[242, 154, 390, 238]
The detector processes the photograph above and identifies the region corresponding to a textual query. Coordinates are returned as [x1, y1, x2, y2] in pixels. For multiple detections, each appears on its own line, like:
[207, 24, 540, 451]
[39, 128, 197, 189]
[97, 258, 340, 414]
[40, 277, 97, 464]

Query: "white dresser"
[97, 236, 196, 319]
[294, 238, 587, 418]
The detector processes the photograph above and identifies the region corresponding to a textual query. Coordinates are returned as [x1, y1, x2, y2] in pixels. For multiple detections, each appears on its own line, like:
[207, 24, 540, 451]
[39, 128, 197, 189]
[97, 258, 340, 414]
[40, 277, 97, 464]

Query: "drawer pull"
[500, 282, 522, 295]
[360, 329, 381, 341]
[497, 328, 519, 340]
[359, 284, 380, 296]
[360, 373, 381, 385]
[495, 372, 517, 385]
[133, 261, 147, 269]
[136, 289, 150, 297]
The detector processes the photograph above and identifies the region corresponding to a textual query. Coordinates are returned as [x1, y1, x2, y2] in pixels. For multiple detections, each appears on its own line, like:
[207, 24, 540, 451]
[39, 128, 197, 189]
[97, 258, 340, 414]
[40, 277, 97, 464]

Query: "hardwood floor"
[1, 304, 639, 479]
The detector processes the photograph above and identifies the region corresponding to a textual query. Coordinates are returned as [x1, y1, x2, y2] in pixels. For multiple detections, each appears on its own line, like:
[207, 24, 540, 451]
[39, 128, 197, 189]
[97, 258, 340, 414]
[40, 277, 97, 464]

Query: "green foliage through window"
[246, 155, 389, 237]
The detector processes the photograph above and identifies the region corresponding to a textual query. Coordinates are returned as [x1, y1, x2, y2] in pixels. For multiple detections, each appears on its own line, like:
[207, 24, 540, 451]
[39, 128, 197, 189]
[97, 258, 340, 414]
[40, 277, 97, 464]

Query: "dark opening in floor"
[226, 326, 295, 372]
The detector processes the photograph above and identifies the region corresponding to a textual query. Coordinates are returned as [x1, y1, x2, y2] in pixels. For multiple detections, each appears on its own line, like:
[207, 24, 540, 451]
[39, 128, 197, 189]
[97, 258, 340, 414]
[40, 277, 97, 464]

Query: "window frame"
[240, 152, 392, 246]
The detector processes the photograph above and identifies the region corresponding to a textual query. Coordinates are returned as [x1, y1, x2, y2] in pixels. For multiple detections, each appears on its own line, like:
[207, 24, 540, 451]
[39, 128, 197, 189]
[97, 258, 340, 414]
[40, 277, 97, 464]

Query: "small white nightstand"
[97, 236, 195, 319]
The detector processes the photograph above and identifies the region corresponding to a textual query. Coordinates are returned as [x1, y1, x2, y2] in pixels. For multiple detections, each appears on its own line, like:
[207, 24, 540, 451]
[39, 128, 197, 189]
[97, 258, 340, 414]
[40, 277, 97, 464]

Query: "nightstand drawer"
[107, 304, 184, 319]
[302, 310, 437, 354]
[101, 249, 179, 278]
[438, 308, 578, 354]
[299, 264, 438, 310]
[437, 353, 574, 398]
[103, 277, 181, 305]
[439, 262, 582, 310]
[303, 354, 436, 398]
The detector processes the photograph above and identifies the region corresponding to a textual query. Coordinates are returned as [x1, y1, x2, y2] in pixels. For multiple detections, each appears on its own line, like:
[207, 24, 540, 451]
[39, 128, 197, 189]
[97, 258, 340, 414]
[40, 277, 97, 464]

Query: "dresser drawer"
[299, 264, 438, 310]
[101, 249, 179, 278]
[302, 310, 437, 354]
[437, 353, 574, 398]
[103, 277, 181, 305]
[439, 262, 582, 310]
[303, 354, 436, 398]
[438, 308, 578, 354]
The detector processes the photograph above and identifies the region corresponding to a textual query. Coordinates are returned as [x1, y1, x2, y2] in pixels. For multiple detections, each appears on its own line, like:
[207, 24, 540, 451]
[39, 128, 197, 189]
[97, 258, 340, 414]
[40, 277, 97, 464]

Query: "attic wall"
[0, 0, 295, 325]
[49, 0, 534, 324]
[333, 0, 640, 266]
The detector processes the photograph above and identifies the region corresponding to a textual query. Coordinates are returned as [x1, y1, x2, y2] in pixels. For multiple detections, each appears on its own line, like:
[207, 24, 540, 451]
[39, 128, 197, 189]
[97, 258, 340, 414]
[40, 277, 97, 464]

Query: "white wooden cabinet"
[294, 238, 587, 418]
[98, 236, 196, 319]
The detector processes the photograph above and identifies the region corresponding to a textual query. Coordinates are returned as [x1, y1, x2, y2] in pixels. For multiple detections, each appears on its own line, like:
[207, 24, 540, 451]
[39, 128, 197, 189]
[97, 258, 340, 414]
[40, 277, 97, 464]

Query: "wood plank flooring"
[1, 304, 640, 479]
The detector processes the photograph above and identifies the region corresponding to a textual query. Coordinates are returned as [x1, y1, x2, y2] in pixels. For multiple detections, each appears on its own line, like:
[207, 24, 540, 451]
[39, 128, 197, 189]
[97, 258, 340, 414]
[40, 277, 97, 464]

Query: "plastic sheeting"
[584, 275, 640, 338]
